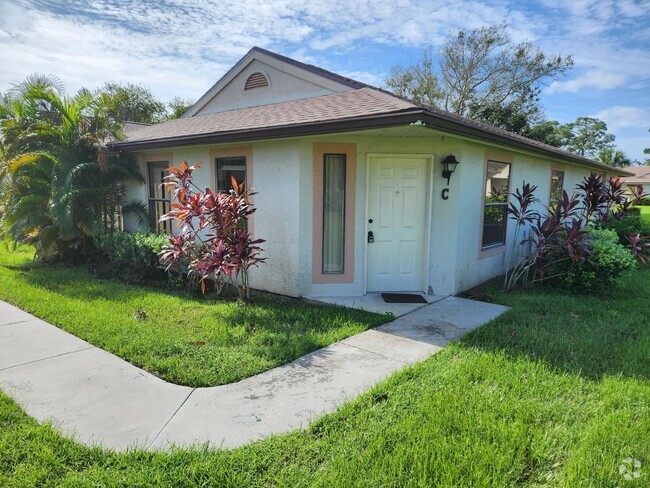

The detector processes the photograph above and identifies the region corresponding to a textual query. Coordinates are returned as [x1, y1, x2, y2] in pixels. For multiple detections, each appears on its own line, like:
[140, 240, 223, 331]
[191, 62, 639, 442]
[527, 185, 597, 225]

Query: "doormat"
[381, 293, 428, 304]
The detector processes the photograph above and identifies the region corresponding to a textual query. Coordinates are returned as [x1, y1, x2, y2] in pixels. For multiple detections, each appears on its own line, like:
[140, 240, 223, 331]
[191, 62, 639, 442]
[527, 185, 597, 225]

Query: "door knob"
[367, 231, 375, 243]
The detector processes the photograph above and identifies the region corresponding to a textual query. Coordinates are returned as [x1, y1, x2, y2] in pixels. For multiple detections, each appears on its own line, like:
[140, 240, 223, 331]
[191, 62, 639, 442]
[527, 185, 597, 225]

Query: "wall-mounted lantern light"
[442, 155, 460, 185]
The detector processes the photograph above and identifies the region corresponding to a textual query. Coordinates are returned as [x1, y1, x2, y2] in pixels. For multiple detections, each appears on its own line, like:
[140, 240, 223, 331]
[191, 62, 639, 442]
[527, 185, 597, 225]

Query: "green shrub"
[558, 228, 636, 292]
[92, 231, 168, 282]
[603, 214, 650, 246]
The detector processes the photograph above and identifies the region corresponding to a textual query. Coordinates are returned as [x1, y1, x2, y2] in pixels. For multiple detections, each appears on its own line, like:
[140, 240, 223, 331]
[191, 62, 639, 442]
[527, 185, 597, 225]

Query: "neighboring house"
[113, 47, 630, 298]
[621, 166, 650, 195]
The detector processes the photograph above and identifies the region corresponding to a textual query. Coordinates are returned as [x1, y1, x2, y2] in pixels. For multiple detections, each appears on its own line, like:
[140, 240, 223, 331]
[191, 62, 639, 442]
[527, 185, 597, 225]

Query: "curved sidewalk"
[0, 298, 508, 452]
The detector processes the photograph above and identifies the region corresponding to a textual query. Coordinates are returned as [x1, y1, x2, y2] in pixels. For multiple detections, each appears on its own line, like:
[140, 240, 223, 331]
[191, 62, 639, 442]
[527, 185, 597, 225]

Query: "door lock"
[367, 231, 375, 243]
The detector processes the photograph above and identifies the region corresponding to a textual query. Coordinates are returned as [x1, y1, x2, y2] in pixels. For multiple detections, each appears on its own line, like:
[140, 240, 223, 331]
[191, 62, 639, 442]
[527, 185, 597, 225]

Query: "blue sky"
[1, 0, 649, 161]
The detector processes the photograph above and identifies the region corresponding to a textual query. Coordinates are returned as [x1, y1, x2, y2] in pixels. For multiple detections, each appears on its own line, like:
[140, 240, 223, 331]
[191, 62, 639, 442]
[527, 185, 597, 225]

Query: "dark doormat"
[381, 293, 428, 304]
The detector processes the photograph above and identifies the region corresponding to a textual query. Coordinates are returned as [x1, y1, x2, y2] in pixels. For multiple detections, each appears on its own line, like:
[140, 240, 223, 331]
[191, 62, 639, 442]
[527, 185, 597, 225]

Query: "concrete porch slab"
[307, 293, 448, 317]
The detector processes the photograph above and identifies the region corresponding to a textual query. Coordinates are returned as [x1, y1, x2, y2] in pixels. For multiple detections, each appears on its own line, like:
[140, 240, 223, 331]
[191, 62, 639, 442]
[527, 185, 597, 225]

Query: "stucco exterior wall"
[122, 130, 599, 299]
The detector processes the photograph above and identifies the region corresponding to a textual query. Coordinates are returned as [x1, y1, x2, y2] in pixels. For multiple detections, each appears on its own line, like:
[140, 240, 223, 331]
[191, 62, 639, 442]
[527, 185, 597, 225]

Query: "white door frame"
[363, 153, 435, 295]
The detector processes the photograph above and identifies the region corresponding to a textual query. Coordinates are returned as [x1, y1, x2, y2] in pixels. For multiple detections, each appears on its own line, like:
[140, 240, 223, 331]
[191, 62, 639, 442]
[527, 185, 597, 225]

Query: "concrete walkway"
[0, 297, 509, 452]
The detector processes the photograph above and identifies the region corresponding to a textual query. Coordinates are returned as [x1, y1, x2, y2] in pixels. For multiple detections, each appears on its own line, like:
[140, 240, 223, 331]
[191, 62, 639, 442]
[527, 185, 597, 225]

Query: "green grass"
[0, 246, 388, 387]
[1, 256, 648, 486]
[639, 205, 650, 224]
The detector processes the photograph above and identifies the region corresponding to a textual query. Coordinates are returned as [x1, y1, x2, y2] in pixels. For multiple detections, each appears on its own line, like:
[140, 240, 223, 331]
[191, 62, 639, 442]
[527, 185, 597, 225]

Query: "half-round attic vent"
[244, 72, 270, 90]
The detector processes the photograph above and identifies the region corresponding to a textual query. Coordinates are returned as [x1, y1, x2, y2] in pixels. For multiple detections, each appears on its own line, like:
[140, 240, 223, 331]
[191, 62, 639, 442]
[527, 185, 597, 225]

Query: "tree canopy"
[97, 82, 167, 124]
[560, 117, 616, 158]
[0, 75, 144, 259]
[386, 23, 573, 118]
[597, 147, 632, 167]
[95, 83, 193, 124]
[167, 96, 194, 119]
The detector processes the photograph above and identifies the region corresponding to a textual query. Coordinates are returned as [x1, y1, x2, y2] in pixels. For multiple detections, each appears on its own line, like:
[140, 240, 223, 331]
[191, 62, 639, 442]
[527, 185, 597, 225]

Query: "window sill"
[479, 243, 506, 260]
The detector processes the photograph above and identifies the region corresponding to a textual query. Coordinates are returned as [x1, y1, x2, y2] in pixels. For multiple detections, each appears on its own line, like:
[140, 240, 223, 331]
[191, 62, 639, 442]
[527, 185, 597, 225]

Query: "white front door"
[367, 156, 429, 292]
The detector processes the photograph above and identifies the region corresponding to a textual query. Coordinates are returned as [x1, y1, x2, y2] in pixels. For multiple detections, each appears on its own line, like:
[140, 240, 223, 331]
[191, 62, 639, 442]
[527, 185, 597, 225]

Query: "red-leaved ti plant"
[626, 232, 650, 265]
[158, 161, 265, 302]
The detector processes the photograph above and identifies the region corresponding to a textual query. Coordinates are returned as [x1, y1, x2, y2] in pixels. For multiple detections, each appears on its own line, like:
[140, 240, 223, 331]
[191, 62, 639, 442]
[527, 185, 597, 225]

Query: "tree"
[166, 96, 194, 120]
[597, 147, 632, 167]
[467, 102, 565, 147]
[386, 23, 573, 118]
[0, 75, 144, 260]
[560, 117, 615, 158]
[386, 49, 444, 107]
[97, 82, 167, 124]
[524, 120, 565, 148]
[644, 129, 650, 166]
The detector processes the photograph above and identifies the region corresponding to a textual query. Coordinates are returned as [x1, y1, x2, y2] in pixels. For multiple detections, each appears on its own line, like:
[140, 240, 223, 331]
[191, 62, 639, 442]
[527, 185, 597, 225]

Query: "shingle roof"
[118, 88, 414, 144]
[122, 121, 151, 138]
[112, 48, 631, 176]
[621, 166, 650, 184]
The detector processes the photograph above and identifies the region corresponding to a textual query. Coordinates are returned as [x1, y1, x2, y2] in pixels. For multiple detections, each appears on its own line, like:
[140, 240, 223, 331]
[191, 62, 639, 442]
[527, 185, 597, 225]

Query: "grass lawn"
[0, 246, 388, 387]
[1, 260, 648, 485]
[639, 205, 650, 224]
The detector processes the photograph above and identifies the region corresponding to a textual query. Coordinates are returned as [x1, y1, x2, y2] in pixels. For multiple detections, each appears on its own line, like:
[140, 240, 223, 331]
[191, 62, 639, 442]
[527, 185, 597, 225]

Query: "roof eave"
[112, 110, 424, 152]
[416, 112, 632, 176]
[113, 108, 631, 176]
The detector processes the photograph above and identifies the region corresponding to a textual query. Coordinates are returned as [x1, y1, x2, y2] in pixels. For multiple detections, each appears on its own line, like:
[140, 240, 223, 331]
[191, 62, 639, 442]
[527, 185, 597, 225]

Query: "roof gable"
[185, 47, 363, 117]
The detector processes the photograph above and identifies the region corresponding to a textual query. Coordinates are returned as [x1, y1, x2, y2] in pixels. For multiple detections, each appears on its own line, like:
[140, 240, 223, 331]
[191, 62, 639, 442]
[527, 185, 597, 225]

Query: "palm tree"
[0, 75, 145, 260]
[597, 147, 631, 168]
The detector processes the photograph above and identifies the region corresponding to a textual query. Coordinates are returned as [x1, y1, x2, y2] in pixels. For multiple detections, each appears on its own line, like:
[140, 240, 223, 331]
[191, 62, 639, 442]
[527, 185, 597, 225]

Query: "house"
[621, 166, 650, 194]
[114, 47, 629, 299]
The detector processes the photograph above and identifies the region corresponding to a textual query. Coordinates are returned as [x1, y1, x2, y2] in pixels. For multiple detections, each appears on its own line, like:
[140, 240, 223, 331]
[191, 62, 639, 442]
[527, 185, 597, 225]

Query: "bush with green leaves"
[506, 175, 647, 292]
[603, 213, 650, 246]
[92, 231, 168, 282]
[555, 228, 636, 292]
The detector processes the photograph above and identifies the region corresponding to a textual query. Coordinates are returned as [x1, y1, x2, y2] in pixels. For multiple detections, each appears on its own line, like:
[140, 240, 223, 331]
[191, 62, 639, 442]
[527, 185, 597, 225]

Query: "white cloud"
[537, 0, 650, 94]
[546, 70, 628, 94]
[587, 107, 650, 161]
[0, 0, 541, 100]
[592, 106, 649, 130]
[0, 0, 648, 125]
[338, 70, 386, 87]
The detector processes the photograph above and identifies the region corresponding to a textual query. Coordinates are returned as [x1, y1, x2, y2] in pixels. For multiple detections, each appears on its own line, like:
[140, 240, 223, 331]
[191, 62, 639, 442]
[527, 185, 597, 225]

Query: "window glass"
[550, 169, 564, 202]
[482, 160, 511, 248]
[147, 161, 171, 233]
[322, 154, 346, 273]
[216, 156, 246, 192]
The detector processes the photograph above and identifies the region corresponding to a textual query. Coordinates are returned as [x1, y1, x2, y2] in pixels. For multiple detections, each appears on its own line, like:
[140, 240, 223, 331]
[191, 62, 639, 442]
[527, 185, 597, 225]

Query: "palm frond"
[121, 200, 149, 227]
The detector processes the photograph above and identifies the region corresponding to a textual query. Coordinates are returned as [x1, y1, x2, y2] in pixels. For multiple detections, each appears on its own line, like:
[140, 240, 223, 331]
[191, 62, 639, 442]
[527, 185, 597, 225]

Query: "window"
[482, 160, 511, 248]
[147, 161, 172, 233]
[312, 143, 356, 284]
[322, 154, 346, 273]
[215, 156, 246, 192]
[550, 169, 564, 202]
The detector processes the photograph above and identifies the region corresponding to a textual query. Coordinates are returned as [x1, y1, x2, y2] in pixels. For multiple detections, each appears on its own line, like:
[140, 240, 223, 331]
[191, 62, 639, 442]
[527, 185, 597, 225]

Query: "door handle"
[367, 231, 375, 243]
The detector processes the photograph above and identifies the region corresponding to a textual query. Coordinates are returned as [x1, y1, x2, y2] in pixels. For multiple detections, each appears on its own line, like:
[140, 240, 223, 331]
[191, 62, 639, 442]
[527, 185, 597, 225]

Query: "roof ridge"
[249, 46, 368, 90]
